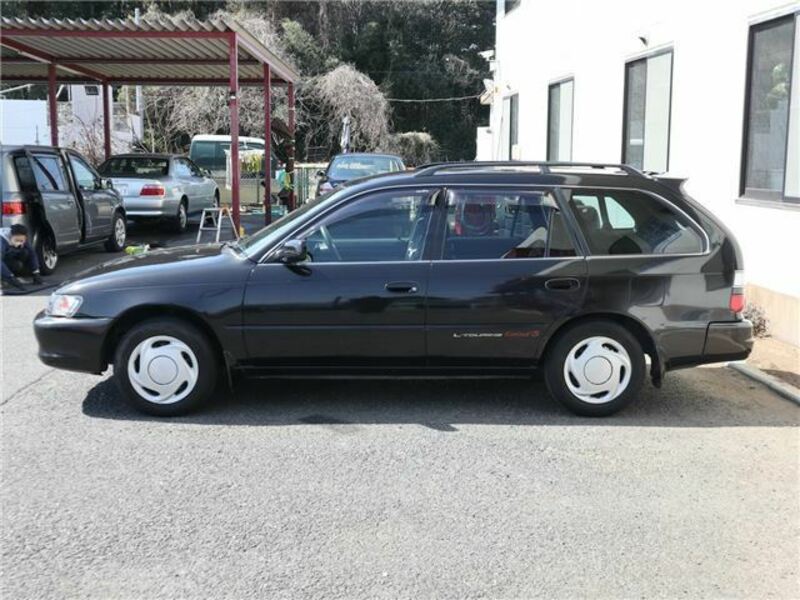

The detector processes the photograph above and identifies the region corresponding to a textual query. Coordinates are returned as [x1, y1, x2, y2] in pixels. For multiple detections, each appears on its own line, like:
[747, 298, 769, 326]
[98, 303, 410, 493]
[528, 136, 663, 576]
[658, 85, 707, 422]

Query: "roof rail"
[413, 161, 645, 177]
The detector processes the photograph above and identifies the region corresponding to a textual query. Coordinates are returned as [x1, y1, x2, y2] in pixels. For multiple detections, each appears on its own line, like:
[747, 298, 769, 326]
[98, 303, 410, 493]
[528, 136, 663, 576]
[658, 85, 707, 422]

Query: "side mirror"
[316, 170, 327, 180]
[203, 169, 213, 177]
[96, 178, 112, 190]
[273, 239, 307, 264]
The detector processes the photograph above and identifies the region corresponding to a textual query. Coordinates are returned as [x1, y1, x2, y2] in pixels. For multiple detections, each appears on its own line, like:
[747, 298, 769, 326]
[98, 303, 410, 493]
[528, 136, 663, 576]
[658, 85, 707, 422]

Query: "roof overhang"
[0, 15, 299, 86]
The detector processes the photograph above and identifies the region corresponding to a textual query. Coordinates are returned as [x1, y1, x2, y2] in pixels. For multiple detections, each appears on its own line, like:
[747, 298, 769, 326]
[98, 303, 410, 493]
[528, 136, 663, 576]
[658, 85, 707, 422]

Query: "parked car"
[189, 134, 280, 195]
[98, 154, 219, 232]
[34, 161, 753, 417]
[1, 145, 126, 274]
[316, 153, 405, 196]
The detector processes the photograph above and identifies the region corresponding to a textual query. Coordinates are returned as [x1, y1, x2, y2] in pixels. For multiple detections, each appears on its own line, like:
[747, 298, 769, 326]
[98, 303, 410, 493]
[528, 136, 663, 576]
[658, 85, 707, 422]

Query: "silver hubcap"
[114, 218, 126, 246]
[563, 336, 632, 404]
[43, 243, 57, 269]
[127, 336, 199, 404]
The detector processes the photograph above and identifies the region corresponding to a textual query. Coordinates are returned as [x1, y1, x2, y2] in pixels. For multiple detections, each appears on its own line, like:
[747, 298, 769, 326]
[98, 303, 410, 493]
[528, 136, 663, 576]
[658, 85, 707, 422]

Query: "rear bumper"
[33, 311, 112, 374]
[703, 320, 754, 362]
[122, 196, 179, 217]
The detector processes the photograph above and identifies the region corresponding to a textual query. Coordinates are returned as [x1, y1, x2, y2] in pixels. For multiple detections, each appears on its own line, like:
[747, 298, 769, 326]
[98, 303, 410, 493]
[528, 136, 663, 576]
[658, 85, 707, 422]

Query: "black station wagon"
[34, 162, 753, 417]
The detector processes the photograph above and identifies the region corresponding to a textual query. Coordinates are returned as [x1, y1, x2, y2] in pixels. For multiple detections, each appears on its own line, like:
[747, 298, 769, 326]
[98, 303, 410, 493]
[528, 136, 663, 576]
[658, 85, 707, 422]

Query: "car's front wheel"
[544, 320, 645, 417]
[114, 318, 218, 416]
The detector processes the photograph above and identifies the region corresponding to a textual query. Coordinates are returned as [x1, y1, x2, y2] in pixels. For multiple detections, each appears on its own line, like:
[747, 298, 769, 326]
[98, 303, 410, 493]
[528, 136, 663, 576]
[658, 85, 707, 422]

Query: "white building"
[0, 85, 142, 152]
[479, 0, 800, 346]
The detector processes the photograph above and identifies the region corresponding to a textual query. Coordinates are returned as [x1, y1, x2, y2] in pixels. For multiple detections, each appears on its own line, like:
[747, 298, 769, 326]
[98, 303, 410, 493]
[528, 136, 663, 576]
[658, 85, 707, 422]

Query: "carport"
[0, 15, 300, 228]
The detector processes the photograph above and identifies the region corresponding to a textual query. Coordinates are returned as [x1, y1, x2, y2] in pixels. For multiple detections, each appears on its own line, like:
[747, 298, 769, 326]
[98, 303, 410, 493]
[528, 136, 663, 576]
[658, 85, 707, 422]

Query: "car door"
[426, 186, 587, 367]
[241, 186, 438, 369]
[186, 158, 215, 208]
[24, 151, 81, 248]
[172, 158, 197, 206]
[65, 151, 114, 241]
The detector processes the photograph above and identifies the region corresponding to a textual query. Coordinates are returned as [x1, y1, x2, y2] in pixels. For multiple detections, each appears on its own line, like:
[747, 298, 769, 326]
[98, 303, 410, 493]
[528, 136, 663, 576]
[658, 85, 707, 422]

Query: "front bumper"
[702, 319, 754, 363]
[33, 311, 113, 374]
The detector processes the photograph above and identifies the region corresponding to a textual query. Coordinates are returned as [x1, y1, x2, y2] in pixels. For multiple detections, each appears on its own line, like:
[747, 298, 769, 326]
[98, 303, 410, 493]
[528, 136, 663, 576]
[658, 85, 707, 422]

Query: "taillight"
[140, 184, 165, 197]
[2, 200, 26, 215]
[730, 270, 746, 315]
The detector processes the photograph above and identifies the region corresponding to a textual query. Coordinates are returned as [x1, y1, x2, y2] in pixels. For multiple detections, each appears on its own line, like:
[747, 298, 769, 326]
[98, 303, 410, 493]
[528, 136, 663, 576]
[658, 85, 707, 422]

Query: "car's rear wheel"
[173, 199, 189, 233]
[35, 231, 58, 275]
[544, 320, 645, 416]
[114, 318, 218, 416]
[105, 211, 127, 252]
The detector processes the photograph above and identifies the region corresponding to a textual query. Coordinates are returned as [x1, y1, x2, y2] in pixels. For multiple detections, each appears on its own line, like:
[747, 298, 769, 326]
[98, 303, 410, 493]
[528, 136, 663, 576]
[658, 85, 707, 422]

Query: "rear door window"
[441, 188, 577, 260]
[173, 159, 193, 178]
[30, 154, 68, 191]
[567, 188, 705, 255]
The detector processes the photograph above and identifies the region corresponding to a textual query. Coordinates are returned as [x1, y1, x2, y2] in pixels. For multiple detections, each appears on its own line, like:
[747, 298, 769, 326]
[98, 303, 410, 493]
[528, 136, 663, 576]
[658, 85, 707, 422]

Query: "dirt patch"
[747, 337, 800, 389]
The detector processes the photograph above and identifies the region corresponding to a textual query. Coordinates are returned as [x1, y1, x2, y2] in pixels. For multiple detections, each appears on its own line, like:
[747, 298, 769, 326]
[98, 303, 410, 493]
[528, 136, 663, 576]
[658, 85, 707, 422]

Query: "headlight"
[46, 294, 83, 317]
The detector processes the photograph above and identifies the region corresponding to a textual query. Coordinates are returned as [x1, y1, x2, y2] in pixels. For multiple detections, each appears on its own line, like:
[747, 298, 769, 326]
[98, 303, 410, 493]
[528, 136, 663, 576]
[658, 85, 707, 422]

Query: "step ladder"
[196, 207, 240, 244]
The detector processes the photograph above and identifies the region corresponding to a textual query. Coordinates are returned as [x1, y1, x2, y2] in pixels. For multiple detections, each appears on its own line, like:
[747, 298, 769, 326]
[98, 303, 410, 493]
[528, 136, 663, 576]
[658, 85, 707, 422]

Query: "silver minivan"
[0, 145, 126, 274]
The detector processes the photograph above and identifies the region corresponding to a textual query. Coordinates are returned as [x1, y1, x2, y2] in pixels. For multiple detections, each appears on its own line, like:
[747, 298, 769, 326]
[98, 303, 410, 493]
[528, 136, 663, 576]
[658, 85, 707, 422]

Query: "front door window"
[302, 188, 435, 262]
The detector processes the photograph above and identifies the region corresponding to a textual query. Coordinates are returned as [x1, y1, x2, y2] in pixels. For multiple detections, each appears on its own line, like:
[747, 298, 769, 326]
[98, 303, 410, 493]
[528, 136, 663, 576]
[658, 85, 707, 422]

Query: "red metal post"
[229, 33, 240, 231]
[263, 63, 272, 225]
[287, 81, 296, 211]
[102, 82, 111, 160]
[47, 63, 58, 146]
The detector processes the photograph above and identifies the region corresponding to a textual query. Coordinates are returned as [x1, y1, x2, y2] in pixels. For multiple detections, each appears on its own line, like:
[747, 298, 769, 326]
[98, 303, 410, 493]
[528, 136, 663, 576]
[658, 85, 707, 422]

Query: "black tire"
[173, 198, 189, 233]
[34, 230, 58, 275]
[213, 190, 220, 208]
[544, 320, 645, 417]
[113, 317, 219, 416]
[104, 211, 127, 252]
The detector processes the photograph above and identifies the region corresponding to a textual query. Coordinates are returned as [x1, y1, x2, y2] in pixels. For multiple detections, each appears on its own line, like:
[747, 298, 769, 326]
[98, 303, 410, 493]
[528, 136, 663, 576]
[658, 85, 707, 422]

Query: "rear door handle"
[385, 281, 419, 294]
[545, 277, 581, 291]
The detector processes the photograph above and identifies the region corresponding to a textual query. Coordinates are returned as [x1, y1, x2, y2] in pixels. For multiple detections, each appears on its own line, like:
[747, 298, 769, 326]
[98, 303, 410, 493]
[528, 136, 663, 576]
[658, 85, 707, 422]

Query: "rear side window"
[567, 189, 704, 255]
[442, 189, 577, 260]
[13, 156, 36, 192]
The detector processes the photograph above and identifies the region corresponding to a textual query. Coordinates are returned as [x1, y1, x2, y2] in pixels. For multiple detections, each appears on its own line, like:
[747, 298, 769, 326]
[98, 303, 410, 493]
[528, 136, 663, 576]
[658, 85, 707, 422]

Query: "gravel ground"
[1, 296, 798, 599]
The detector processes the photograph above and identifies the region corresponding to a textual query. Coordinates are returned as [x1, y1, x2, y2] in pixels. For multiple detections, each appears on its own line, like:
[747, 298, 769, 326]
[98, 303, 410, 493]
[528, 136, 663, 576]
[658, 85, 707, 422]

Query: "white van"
[189, 134, 280, 197]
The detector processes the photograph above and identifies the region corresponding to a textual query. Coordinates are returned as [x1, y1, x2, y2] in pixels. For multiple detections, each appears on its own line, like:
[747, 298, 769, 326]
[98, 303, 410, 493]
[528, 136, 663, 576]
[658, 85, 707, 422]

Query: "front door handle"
[385, 281, 419, 294]
[545, 277, 581, 291]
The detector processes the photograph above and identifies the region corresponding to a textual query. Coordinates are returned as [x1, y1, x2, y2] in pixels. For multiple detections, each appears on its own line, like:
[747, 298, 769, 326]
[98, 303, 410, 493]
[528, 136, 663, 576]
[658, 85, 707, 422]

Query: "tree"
[307, 64, 391, 153]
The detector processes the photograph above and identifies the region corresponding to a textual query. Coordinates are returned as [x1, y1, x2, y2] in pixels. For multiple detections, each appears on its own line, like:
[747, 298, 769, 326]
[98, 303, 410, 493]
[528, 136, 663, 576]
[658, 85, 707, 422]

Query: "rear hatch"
[1, 149, 36, 227]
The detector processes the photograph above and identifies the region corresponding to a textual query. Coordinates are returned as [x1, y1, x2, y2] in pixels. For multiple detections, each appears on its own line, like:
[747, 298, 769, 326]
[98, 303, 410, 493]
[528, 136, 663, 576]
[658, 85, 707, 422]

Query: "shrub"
[744, 303, 770, 338]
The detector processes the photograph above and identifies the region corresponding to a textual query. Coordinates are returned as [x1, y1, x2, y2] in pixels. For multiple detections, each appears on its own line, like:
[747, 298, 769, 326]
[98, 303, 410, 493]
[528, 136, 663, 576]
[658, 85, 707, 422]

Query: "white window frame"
[621, 47, 674, 173]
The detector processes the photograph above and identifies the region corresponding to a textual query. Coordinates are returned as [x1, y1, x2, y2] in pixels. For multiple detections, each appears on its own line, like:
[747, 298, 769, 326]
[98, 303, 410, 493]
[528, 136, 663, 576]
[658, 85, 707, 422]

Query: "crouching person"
[2, 225, 43, 291]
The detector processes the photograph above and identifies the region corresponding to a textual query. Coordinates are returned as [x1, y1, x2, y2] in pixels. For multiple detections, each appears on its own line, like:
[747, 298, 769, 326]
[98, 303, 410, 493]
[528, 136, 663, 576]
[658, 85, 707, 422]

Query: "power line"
[385, 92, 482, 103]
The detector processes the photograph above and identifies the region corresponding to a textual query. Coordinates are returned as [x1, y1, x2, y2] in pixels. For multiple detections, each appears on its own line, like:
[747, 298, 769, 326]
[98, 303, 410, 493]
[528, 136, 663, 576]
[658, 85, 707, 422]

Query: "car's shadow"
[82, 371, 798, 429]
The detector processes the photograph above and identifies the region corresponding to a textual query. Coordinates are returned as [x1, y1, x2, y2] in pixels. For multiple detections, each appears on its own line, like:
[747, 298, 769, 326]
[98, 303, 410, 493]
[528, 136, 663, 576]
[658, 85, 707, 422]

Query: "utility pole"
[134, 8, 144, 144]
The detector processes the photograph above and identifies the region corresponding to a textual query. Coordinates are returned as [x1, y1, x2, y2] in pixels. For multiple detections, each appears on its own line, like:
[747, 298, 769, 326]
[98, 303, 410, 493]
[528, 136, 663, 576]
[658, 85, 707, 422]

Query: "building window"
[504, 0, 521, 15]
[741, 13, 799, 204]
[622, 49, 673, 173]
[547, 78, 574, 161]
[505, 94, 519, 160]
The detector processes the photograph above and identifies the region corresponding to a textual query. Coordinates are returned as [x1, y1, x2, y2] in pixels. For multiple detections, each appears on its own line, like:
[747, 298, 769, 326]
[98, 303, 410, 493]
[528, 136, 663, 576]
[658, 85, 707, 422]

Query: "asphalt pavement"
[1, 294, 798, 598]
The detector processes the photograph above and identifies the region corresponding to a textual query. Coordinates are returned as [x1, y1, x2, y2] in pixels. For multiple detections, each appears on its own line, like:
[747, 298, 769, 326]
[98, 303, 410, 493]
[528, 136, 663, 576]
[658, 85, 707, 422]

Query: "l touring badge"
[452, 330, 540, 339]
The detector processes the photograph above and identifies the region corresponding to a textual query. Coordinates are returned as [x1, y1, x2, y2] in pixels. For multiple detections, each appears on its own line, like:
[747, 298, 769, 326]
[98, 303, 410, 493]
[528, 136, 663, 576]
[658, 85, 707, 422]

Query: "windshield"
[328, 155, 399, 181]
[238, 187, 349, 258]
[99, 157, 169, 177]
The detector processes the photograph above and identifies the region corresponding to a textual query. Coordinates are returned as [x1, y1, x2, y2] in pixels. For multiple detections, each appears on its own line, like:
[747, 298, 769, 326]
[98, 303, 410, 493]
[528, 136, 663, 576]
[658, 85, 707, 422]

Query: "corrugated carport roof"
[0, 15, 299, 85]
